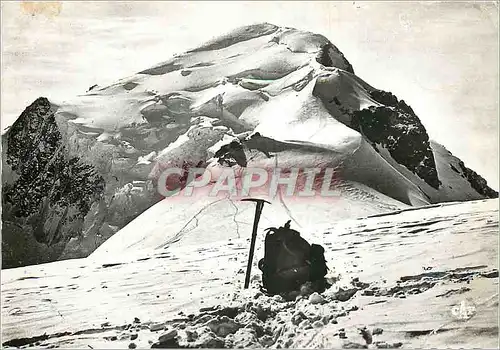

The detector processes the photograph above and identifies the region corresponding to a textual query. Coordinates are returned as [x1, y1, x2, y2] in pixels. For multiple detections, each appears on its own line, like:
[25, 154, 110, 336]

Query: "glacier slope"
[1, 199, 497, 349]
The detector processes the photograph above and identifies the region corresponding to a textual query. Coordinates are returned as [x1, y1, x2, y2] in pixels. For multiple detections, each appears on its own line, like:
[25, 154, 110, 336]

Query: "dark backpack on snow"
[258, 220, 329, 295]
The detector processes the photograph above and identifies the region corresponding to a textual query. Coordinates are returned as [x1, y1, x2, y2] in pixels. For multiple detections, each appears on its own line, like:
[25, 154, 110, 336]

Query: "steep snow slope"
[2, 199, 497, 349]
[90, 180, 407, 259]
[2, 23, 496, 267]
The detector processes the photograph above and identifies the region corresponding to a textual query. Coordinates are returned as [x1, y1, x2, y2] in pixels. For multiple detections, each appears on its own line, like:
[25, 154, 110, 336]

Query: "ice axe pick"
[241, 198, 271, 289]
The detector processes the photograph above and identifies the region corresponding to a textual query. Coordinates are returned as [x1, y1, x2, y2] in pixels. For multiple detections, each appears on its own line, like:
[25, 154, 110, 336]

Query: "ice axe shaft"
[242, 198, 270, 289]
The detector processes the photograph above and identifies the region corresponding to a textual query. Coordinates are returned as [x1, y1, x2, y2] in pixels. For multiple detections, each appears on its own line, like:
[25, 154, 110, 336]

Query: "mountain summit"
[2, 23, 497, 268]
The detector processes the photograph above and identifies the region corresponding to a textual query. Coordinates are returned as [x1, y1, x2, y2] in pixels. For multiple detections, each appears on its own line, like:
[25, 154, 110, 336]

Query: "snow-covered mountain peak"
[2, 24, 497, 267]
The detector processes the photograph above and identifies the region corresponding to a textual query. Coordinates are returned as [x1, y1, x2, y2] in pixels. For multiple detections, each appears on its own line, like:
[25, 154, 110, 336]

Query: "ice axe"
[241, 198, 271, 289]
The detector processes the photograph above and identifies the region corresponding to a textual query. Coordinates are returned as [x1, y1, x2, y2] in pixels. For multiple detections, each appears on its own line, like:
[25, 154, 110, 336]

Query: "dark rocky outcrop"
[3, 98, 105, 243]
[2, 98, 106, 267]
[316, 43, 354, 74]
[214, 140, 247, 167]
[1, 97, 166, 268]
[457, 161, 498, 198]
[1, 221, 68, 269]
[350, 89, 441, 189]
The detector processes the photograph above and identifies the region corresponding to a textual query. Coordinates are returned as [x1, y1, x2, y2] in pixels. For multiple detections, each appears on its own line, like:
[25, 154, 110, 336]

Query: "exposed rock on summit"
[352, 89, 441, 190]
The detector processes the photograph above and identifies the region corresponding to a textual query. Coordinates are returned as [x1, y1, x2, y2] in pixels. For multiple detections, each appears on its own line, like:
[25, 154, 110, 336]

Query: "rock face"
[1, 23, 497, 268]
[3, 98, 105, 244]
[352, 89, 441, 189]
[457, 161, 498, 198]
[2, 98, 105, 267]
[2, 97, 162, 268]
[316, 42, 354, 74]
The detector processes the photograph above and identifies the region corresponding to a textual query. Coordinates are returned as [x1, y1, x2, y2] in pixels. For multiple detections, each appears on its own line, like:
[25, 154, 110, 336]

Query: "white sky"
[1, 1, 498, 187]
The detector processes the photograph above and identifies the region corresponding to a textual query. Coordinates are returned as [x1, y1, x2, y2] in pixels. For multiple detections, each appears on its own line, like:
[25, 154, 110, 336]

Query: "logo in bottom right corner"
[450, 298, 477, 321]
